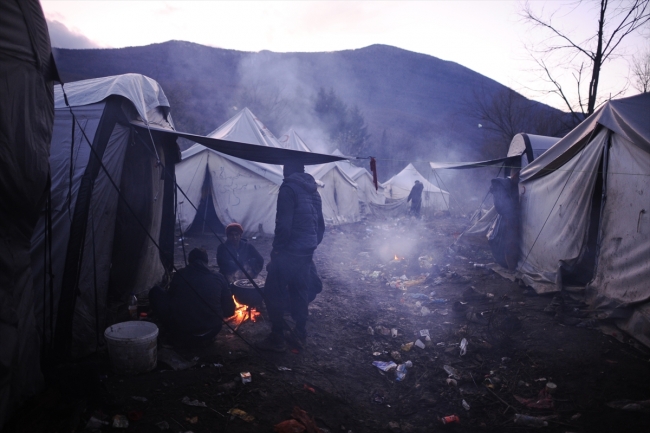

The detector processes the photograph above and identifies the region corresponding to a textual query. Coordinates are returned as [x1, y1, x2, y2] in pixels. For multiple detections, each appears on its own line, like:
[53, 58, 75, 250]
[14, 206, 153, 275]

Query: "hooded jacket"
[272, 172, 325, 255]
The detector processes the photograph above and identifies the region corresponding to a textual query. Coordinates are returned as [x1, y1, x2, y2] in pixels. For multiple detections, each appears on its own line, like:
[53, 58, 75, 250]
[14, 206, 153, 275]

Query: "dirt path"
[90, 215, 650, 432]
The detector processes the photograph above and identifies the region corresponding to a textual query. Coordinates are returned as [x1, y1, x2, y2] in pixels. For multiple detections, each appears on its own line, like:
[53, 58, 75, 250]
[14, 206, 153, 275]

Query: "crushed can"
[240, 372, 252, 384]
[441, 414, 460, 425]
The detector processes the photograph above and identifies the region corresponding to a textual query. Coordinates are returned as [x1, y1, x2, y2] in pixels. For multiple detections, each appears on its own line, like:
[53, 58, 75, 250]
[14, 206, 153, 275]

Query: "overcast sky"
[42, 1, 648, 111]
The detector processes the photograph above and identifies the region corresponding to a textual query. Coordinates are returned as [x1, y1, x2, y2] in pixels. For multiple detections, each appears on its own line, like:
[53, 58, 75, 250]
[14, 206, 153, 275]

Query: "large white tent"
[382, 163, 450, 215]
[175, 109, 284, 236]
[517, 93, 650, 347]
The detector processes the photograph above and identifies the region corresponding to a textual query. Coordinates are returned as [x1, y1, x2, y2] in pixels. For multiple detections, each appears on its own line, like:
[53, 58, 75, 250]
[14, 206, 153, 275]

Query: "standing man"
[216, 223, 264, 283]
[256, 161, 325, 351]
[407, 180, 424, 218]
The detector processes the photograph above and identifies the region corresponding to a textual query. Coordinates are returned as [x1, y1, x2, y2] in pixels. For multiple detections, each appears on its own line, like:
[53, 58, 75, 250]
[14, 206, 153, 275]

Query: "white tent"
[277, 128, 312, 152]
[331, 149, 386, 212]
[175, 109, 284, 236]
[30, 74, 179, 359]
[517, 93, 650, 347]
[382, 163, 450, 214]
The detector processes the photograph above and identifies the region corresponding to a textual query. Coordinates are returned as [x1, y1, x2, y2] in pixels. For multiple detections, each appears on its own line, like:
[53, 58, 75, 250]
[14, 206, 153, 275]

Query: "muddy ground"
[5, 215, 650, 433]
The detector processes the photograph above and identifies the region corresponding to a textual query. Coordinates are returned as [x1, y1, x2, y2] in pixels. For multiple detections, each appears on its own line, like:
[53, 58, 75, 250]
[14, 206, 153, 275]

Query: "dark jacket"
[272, 172, 325, 255]
[167, 262, 235, 335]
[216, 239, 264, 278]
[407, 182, 424, 204]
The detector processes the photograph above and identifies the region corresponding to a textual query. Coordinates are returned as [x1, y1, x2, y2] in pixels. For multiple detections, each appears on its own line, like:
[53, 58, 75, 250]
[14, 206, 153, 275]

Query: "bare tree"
[469, 87, 574, 158]
[631, 47, 650, 92]
[522, 0, 650, 120]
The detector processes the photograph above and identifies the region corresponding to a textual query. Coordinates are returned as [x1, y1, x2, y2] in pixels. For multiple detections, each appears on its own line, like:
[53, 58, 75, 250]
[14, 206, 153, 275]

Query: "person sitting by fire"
[149, 248, 235, 346]
[216, 223, 264, 283]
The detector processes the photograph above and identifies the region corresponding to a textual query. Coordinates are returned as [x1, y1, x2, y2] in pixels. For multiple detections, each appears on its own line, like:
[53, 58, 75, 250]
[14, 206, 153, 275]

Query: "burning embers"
[229, 296, 261, 327]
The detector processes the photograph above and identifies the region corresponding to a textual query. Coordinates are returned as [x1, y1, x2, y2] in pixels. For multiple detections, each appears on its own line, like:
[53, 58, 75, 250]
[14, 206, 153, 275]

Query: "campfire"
[228, 296, 261, 327]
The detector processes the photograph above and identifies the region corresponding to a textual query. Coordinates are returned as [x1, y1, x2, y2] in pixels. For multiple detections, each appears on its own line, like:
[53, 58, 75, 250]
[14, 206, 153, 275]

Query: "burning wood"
[228, 296, 261, 326]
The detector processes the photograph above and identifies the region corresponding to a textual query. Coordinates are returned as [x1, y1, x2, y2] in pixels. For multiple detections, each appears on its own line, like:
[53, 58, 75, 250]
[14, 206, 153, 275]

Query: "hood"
[285, 172, 318, 193]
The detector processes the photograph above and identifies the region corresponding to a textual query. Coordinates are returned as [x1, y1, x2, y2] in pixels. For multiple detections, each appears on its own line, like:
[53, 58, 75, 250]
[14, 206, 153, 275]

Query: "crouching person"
[149, 248, 235, 347]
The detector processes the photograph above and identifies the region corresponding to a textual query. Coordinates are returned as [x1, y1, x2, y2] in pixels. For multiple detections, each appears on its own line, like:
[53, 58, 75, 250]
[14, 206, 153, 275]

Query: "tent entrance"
[186, 168, 225, 237]
[559, 152, 606, 287]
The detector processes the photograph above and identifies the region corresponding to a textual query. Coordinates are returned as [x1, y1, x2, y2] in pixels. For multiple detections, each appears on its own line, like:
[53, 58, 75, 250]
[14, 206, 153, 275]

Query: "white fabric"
[176, 109, 285, 235]
[54, 74, 172, 127]
[277, 129, 312, 152]
[589, 134, 650, 307]
[381, 163, 450, 214]
[307, 163, 360, 225]
[517, 130, 606, 293]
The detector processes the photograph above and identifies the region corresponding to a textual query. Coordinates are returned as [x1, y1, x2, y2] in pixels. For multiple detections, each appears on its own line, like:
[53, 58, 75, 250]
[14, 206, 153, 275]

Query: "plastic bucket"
[104, 321, 158, 374]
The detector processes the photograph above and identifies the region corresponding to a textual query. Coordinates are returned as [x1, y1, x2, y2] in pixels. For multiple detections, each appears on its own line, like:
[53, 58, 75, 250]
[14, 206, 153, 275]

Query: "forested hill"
[53, 41, 565, 181]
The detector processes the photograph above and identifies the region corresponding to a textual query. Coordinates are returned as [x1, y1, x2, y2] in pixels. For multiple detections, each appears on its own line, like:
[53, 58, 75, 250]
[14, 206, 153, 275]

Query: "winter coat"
[407, 182, 424, 204]
[167, 262, 235, 335]
[272, 172, 325, 255]
[216, 239, 264, 278]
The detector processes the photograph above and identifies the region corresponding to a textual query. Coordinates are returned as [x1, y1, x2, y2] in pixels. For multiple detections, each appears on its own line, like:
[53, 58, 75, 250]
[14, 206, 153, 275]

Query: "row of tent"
[455, 93, 650, 350]
[176, 107, 450, 236]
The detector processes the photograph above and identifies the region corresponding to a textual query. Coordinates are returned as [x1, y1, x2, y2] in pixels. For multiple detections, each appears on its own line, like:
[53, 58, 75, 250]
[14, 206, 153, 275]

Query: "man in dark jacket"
[256, 162, 325, 351]
[150, 248, 235, 346]
[407, 180, 424, 218]
[216, 223, 264, 283]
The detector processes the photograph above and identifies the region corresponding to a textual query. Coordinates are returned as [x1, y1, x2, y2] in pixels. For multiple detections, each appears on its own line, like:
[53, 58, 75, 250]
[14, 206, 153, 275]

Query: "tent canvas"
[381, 163, 450, 215]
[176, 109, 285, 236]
[517, 93, 650, 348]
[30, 75, 179, 360]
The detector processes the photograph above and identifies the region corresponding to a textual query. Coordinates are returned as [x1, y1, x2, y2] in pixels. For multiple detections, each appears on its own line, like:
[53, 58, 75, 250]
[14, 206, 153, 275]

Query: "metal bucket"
[104, 321, 158, 374]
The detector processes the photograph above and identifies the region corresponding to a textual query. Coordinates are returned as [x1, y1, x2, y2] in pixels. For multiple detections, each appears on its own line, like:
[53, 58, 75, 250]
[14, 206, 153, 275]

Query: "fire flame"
[394, 254, 399, 261]
[228, 296, 261, 326]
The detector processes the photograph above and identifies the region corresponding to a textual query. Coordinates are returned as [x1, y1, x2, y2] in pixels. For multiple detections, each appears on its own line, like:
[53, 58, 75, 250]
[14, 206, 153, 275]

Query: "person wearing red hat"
[216, 223, 264, 283]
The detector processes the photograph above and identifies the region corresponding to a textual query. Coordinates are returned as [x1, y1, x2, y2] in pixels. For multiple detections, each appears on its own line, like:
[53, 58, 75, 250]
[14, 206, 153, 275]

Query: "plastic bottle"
[128, 293, 138, 320]
[513, 414, 548, 427]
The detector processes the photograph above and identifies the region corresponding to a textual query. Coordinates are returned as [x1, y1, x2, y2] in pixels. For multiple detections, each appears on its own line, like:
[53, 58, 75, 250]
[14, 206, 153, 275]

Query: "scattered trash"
[367, 326, 375, 335]
[192, 356, 200, 362]
[390, 350, 401, 362]
[606, 399, 650, 413]
[182, 396, 207, 407]
[228, 408, 254, 422]
[462, 399, 470, 410]
[86, 417, 108, 429]
[303, 384, 316, 393]
[391, 328, 398, 338]
[373, 351, 382, 356]
[419, 329, 430, 337]
[431, 298, 448, 304]
[446, 378, 457, 386]
[409, 293, 429, 300]
[127, 410, 143, 422]
[394, 361, 413, 381]
[375, 326, 391, 336]
[414, 339, 425, 349]
[277, 366, 292, 371]
[240, 372, 252, 384]
[545, 382, 557, 394]
[513, 414, 548, 427]
[131, 396, 148, 402]
[459, 338, 468, 356]
[514, 388, 554, 409]
[274, 406, 320, 433]
[441, 414, 460, 425]
[186, 416, 198, 424]
[372, 361, 398, 372]
[444, 365, 461, 379]
[112, 415, 129, 429]
[158, 348, 197, 371]
[421, 306, 430, 315]
[274, 419, 306, 432]
[369, 271, 381, 278]
[155, 421, 169, 430]
[473, 263, 486, 268]
[401, 342, 414, 352]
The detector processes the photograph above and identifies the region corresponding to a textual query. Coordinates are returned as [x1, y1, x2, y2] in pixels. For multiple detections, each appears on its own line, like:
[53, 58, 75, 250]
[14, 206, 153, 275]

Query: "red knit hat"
[225, 223, 244, 235]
